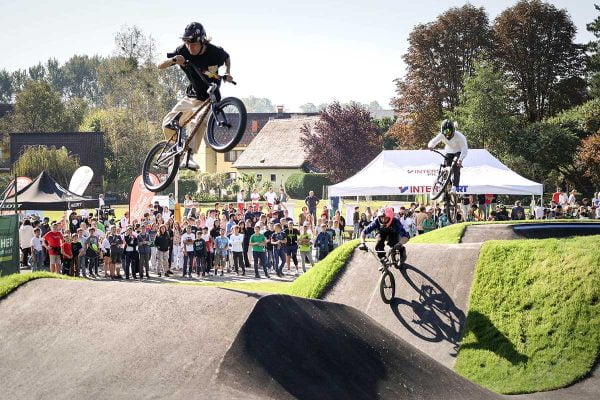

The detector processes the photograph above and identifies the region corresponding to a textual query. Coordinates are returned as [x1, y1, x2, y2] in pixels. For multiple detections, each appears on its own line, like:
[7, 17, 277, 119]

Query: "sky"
[0, 0, 596, 111]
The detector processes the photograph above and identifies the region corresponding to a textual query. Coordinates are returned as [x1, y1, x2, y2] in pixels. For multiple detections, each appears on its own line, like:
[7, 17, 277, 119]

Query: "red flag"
[128, 174, 159, 223]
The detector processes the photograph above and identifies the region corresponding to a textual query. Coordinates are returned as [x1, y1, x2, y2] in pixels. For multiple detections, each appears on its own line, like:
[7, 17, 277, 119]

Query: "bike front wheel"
[431, 167, 452, 200]
[205, 97, 247, 152]
[142, 141, 180, 192]
[379, 269, 396, 304]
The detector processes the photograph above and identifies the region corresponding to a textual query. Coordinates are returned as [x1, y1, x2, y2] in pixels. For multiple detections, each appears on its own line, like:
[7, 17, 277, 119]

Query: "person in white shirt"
[237, 189, 246, 213]
[30, 228, 44, 271]
[98, 194, 105, 207]
[180, 226, 196, 277]
[205, 211, 216, 233]
[120, 212, 130, 230]
[567, 189, 577, 206]
[228, 225, 245, 275]
[427, 119, 469, 190]
[264, 187, 277, 207]
[250, 188, 260, 207]
[19, 219, 35, 268]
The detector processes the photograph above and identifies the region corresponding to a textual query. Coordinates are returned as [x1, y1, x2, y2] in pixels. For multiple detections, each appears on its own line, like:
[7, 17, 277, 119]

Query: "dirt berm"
[215, 294, 500, 400]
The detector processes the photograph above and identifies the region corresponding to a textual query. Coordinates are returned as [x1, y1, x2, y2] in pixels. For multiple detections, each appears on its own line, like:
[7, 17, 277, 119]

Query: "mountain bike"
[429, 149, 460, 223]
[142, 58, 247, 192]
[359, 243, 406, 304]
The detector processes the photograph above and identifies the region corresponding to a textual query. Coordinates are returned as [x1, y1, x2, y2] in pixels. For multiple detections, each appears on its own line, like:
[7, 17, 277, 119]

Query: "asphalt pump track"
[1, 223, 598, 399]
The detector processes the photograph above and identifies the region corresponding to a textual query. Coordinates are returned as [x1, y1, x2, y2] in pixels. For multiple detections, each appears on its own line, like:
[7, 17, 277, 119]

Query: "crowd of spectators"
[17, 187, 599, 277]
[17, 188, 349, 280]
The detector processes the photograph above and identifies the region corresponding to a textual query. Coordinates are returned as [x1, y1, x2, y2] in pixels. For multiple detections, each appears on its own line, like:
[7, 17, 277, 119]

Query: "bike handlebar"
[166, 53, 237, 85]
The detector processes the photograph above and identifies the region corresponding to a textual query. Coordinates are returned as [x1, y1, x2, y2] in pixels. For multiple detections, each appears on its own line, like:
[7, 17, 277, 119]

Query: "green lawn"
[410, 219, 600, 244]
[177, 239, 360, 298]
[0, 271, 80, 299]
[454, 236, 600, 394]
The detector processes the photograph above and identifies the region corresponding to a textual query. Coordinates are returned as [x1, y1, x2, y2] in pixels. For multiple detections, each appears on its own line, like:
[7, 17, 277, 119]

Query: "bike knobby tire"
[379, 269, 396, 304]
[205, 97, 247, 152]
[431, 167, 452, 201]
[142, 141, 180, 192]
[445, 192, 459, 223]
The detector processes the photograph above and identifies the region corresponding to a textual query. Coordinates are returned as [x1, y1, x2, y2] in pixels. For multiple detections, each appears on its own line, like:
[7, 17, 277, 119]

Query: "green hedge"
[285, 173, 331, 199]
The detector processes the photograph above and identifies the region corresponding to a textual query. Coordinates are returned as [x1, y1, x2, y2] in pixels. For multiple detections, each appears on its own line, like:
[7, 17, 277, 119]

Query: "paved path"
[0, 279, 261, 400]
[324, 243, 482, 370]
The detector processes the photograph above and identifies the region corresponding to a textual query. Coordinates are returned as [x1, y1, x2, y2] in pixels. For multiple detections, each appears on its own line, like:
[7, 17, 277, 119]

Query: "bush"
[285, 173, 331, 199]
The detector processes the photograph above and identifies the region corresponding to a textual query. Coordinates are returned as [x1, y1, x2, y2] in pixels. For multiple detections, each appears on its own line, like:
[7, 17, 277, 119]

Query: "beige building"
[232, 117, 319, 188]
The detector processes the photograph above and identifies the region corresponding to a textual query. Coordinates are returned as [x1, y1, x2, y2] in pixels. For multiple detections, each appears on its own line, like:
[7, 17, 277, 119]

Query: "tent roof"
[1, 171, 99, 211]
[328, 149, 543, 197]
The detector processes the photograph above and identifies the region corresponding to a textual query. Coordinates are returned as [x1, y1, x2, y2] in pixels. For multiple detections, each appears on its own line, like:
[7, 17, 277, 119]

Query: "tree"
[506, 122, 583, 188]
[28, 63, 46, 81]
[367, 101, 383, 112]
[62, 55, 102, 103]
[12, 80, 67, 132]
[114, 25, 156, 66]
[374, 116, 398, 150]
[240, 96, 275, 113]
[492, 0, 586, 122]
[0, 69, 12, 102]
[454, 62, 518, 155]
[392, 4, 492, 147]
[13, 146, 80, 187]
[301, 102, 382, 183]
[80, 107, 161, 194]
[299, 103, 318, 113]
[576, 133, 600, 186]
[587, 4, 600, 98]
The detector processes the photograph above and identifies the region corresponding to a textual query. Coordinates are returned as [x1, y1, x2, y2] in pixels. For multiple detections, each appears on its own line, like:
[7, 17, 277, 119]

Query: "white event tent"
[328, 149, 543, 197]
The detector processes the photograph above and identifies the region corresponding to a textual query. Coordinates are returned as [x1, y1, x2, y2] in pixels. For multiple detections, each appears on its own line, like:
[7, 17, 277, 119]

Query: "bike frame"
[154, 61, 234, 168]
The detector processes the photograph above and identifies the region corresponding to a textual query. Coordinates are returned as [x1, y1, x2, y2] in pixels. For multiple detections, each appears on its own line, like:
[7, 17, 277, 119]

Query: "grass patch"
[454, 236, 600, 394]
[409, 224, 466, 244]
[410, 219, 600, 244]
[0, 272, 80, 299]
[176, 240, 360, 298]
[286, 239, 360, 298]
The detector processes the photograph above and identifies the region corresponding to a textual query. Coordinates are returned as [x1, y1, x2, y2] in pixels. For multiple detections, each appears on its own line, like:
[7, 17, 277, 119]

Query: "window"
[256, 174, 262, 181]
[270, 174, 276, 182]
[224, 150, 243, 162]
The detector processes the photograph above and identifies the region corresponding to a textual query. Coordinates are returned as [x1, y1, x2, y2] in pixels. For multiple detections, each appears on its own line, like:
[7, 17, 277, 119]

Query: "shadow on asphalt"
[390, 263, 466, 356]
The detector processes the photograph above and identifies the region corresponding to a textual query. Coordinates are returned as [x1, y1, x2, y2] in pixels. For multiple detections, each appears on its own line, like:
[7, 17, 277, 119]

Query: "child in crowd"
[193, 231, 207, 276]
[214, 229, 229, 276]
[315, 224, 332, 261]
[30, 228, 44, 272]
[298, 223, 314, 272]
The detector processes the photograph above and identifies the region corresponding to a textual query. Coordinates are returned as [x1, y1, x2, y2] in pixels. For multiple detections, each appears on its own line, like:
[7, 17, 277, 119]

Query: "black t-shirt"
[171, 43, 229, 100]
[193, 238, 206, 256]
[264, 230, 273, 249]
[284, 228, 300, 246]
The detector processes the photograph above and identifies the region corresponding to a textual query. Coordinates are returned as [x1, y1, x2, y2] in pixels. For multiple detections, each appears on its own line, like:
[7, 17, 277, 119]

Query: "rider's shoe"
[179, 152, 199, 171]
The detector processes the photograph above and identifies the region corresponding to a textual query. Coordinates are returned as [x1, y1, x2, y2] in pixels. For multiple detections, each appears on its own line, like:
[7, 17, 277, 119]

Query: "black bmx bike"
[429, 149, 460, 223]
[360, 243, 407, 304]
[142, 58, 247, 192]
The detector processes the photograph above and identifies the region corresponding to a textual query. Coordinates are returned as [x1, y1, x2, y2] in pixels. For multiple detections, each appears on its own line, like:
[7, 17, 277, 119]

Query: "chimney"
[276, 105, 284, 114]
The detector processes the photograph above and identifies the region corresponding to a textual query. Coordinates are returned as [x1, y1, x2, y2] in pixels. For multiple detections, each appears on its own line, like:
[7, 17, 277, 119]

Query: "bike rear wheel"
[379, 269, 396, 304]
[445, 192, 459, 223]
[142, 141, 180, 192]
[431, 166, 452, 200]
[205, 97, 247, 152]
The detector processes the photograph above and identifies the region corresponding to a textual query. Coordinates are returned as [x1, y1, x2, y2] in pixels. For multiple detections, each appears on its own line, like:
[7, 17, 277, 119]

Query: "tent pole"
[14, 171, 17, 216]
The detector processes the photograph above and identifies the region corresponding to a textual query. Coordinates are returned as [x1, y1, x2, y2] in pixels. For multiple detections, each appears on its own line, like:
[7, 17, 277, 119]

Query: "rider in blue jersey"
[359, 208, 409, 265]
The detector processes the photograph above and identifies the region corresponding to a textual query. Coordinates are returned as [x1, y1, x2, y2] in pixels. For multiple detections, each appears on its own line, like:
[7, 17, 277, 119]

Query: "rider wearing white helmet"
[428, 119, 469, 189]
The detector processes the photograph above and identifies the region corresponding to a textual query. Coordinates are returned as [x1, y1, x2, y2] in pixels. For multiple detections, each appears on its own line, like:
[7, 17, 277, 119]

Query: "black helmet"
[440, 119, 455, 139]
[181, 22, 206, 43]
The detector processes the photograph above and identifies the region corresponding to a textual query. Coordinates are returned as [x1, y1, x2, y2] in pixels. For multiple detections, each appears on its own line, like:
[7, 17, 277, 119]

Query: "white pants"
[171, 245, 183, 270]
[162, 96, 210, 154]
